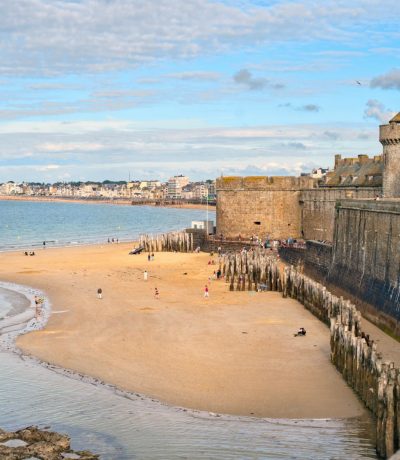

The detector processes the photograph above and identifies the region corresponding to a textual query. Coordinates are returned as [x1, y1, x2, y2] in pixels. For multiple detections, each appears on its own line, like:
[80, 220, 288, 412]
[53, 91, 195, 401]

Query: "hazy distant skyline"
[0, 0, 399, 182]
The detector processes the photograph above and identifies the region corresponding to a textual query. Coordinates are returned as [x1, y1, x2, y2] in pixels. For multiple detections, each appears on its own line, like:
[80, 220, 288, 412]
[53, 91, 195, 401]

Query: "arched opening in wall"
[254, 221, 261, 225]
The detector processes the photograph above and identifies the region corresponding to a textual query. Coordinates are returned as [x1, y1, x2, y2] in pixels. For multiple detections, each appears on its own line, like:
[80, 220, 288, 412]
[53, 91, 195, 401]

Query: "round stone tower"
[380, 113, 400, 198]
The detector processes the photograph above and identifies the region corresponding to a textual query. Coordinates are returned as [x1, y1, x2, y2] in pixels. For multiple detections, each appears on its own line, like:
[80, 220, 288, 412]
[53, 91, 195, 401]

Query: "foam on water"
[0, 282, 378, 459]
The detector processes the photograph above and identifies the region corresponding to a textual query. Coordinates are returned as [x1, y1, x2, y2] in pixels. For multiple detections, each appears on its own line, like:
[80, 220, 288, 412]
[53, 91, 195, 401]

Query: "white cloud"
[163, 71, 222, 81]
[0, 0, 398, 76]
[363, 99, 395, 123]
[38, 142, 105, 152]
[233, 69, 284, 90]
[0, 118, 381, 182]
[370, 69, 400, 90]
[36, 164, 60, 171]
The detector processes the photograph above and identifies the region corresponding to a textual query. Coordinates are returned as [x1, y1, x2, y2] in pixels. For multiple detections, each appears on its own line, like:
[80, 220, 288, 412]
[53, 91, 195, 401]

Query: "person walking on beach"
[204, 285, 209, 298]
[43, 241, 46, 249]
[148, 254, 151, 262]
[144, 270, 148, 281]
[34, 295, 41, 319]
[97, 288, 102, 299]
[154, 287, 159, 299]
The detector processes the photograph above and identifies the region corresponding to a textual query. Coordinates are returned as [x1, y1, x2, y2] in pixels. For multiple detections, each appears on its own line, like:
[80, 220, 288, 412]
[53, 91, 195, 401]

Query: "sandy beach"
[0, 243, 367, 418]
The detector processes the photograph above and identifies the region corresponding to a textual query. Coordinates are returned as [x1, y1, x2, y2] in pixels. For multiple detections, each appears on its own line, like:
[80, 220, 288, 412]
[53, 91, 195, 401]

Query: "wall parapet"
[380, 123, 400, 145]
[335, 198, 400, 213]
[216, 175, 315, 191]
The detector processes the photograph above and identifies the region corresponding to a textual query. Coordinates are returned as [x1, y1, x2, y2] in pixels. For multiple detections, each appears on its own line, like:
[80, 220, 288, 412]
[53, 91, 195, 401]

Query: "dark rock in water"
[0, 426, 99, 459]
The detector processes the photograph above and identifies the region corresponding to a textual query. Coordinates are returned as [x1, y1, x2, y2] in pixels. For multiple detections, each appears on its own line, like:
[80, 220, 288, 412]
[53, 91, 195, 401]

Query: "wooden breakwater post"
[139, 231, 193, 253]
[221, 248, 281, 293]
[223, 248, 399, 458]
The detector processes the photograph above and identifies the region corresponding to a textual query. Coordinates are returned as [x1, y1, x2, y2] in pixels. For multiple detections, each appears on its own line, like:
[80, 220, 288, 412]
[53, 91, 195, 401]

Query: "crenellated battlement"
[379, 122, 400, 145]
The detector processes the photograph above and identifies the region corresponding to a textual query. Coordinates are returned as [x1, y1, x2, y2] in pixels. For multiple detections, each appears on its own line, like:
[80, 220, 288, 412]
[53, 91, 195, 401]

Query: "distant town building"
[167, 175, 189, 199]
[206, 180, 216, 199]
[139, 180, 161, 190]
[0, 177, 215, 204]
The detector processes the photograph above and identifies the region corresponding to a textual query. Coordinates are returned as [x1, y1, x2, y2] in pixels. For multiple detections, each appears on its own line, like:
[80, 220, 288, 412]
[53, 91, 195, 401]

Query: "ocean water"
[0, 200, 214, 251]
[0, 348, 378, 460]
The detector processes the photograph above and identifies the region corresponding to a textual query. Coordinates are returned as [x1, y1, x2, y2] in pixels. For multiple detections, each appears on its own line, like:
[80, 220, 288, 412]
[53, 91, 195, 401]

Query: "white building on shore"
[167, 175, 189, 199]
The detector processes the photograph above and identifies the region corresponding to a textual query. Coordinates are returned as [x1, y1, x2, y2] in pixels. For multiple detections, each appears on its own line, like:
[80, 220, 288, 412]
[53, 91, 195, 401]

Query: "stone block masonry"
[380, 116, 400, 198]
[331, 199, 400, 332]
[216, 174, 380, 243]
[302, 187, 378, 241]
[216, 176, 315, 240]
[280, 199, 400, 335]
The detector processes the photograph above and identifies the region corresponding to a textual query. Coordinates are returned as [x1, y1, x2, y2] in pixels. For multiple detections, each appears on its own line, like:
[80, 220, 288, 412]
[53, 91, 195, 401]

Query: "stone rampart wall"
[279, 233, 400, 335]
[278, 246, 305, 267]
[302, 187, 380, 241]
[305, 240, 332, 276]
[217, 176, 380, 243]
[278, 241, 332, 276]
[216, 176, 315, 240]
[330, 199, 400, 331]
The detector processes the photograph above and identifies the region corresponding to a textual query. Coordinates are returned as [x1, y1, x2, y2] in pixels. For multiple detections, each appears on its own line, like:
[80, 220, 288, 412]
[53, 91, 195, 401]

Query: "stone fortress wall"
[216, 152, 383, 241]
[216, 176, 314, 240]
[326, 115, 400, 331]
[331, 199, 400, 330]
[301, 186, 378, 241]
[217, 113, 400, 331]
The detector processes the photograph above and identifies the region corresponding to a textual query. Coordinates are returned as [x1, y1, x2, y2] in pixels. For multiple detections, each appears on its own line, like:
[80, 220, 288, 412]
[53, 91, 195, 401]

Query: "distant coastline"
[0, 195, 211, 211]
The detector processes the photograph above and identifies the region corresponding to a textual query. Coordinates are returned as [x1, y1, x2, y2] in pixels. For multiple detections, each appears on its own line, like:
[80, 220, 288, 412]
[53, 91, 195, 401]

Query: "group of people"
[147, 253, 155, 262]
[24, 251, 36, 256]
[107, 238, 119, 244]
[204, 250, 225, 298]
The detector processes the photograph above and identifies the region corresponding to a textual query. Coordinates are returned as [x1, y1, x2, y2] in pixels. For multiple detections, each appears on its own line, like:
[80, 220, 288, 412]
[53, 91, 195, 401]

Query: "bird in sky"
[356, 81, 362, 85]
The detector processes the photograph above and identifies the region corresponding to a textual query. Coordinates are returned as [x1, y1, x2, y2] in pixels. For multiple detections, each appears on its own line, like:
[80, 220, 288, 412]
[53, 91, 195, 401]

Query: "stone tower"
[380, 113, 400, 198]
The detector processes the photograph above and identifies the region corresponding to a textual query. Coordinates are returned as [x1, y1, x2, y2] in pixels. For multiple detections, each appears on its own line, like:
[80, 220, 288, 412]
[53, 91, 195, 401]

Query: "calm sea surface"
[0, 200, 214, 251]
[0, 201, 378, 458]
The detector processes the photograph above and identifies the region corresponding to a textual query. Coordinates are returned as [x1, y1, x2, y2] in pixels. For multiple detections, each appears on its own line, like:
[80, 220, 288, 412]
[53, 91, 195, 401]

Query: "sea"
[0, 200, 214, 251]
[0, 200, 378, 459]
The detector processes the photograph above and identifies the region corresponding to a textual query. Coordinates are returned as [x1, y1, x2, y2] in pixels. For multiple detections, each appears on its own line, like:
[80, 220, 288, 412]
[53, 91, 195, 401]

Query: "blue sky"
[0, 0, 399, 182]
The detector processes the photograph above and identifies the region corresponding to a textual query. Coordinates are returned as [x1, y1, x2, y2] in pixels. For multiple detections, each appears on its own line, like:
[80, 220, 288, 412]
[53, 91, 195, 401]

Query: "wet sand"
[0, 243, 367, 418]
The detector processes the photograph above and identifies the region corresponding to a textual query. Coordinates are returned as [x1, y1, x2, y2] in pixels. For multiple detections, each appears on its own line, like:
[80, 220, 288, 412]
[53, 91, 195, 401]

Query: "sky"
[0, 0, 399, 183]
